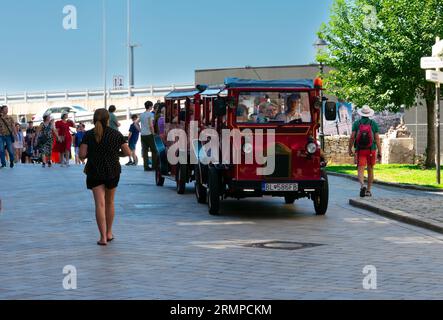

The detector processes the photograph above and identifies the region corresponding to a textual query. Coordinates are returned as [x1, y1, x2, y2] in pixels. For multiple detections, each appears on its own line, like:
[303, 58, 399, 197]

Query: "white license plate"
[263, 183, 298, 192]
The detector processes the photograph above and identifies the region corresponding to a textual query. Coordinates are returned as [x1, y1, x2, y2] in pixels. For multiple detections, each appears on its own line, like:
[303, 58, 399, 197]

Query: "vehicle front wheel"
[176, 164, 187, 195]
[313, 171, 329, 216]
[208, 168, 221, 215]
[284, 195, 296, 204]
[155, 166, 165, 187]
[195, 165, 207, 204]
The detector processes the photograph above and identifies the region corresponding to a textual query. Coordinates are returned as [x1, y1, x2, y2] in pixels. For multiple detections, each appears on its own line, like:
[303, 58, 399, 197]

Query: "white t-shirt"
[140, 112, 154, 136]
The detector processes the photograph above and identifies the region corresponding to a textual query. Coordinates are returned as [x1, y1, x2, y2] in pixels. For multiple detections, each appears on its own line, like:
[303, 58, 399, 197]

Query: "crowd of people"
[0, 101, 166, 171]
[0, 104, 88, 169]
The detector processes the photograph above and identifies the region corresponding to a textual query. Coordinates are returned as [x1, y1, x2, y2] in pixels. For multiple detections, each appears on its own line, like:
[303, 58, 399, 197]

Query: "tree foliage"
[318, 0, 443, 112]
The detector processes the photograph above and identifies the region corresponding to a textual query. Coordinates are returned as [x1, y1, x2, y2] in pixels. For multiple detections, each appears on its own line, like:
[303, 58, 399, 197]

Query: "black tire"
[195, 165, 207, 204]
[208, 167, 221, 215]
[155, 166, 165, 187]
[313, 171, 329, 215]
[176, 164, 187, 195]
[284, 195, 296, 204]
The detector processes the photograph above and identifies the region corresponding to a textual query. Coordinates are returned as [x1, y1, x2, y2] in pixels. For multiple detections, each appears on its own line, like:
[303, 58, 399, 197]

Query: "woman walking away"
[55, 112, 75, 167]
[36, 115, 59, 168]
[79, 109, 130, 246]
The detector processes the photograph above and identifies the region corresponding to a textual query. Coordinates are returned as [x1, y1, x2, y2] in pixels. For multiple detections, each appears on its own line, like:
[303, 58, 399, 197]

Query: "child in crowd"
[24, 121, 36, 163]
[126, 114, 140, 166]
[74, 123, 86, 165]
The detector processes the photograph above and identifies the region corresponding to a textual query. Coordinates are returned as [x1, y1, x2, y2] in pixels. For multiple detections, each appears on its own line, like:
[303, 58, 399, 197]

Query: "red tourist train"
[155, 78, 337, 216]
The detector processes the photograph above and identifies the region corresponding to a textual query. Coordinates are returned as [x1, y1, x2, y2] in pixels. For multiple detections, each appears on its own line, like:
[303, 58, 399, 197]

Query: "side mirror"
[227, 97, 236, 109]
[213, 98, 227, 117]
[324, 101, 337, 121]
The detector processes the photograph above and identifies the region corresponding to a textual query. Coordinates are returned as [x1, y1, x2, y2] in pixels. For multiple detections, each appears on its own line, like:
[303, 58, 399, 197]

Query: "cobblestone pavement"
[1, 164, 443, 300]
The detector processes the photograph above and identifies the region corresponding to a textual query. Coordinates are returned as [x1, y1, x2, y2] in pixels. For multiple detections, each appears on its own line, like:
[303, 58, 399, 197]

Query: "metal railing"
[1, 84, 195, 104]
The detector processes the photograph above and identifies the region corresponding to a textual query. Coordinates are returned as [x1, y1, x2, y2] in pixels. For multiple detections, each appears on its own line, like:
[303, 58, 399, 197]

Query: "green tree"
[318, 0, 443, 167]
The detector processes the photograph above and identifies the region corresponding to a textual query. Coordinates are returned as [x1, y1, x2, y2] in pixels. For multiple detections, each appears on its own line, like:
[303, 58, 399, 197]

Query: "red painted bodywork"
[201, 87, 322, 183]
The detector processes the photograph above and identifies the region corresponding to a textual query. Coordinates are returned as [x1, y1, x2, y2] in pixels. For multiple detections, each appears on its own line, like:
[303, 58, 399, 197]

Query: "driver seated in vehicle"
[284, 93, 303, 123]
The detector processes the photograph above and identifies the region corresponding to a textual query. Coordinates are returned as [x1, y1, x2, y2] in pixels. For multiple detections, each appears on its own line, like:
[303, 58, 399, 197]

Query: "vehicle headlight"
[307, 142, 317, 154]
[243, 143, 253, 154]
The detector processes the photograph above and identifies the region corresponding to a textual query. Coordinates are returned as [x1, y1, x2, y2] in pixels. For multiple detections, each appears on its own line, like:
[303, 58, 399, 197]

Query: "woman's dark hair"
[43, 115, 50, 122]
[93, 109, 110, 143]
[61, 113, 68, 120]
[108, 105, 116, 113]
[131, 114, 138, 121]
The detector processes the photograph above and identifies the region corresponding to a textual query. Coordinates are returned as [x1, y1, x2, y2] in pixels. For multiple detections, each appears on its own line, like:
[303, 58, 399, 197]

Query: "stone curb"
[349, 198, 443, 235]
[327, 171, 443, 193]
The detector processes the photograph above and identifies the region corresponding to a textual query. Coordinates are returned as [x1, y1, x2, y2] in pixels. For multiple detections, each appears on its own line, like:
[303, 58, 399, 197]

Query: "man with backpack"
[348, 105, 382, 198]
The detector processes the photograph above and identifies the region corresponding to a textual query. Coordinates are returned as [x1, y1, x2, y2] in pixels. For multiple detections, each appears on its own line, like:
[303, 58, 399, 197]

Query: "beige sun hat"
[357, 105, 375, 118]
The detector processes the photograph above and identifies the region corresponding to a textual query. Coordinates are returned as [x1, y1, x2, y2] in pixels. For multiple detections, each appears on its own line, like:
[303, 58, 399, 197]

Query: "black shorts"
[87, 176, 120, 190]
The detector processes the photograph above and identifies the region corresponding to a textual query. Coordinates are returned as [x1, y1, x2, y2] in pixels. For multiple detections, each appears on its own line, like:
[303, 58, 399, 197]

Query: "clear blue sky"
[0, 0, 334, 93]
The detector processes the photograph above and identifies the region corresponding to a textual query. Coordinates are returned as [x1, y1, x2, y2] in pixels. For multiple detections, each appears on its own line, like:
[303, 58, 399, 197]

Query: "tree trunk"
[425, 97, 436, 168]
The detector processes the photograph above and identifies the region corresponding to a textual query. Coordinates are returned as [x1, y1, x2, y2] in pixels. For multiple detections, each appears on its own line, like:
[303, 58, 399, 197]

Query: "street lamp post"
[314, 38, 328, 150]
[127, 0, 139, 96]
[102, 0, 107, 109]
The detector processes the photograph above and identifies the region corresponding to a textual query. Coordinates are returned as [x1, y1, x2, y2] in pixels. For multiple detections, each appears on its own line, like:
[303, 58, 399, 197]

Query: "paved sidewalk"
[2, 164, 443, 299]
[350, 195, 443, 234]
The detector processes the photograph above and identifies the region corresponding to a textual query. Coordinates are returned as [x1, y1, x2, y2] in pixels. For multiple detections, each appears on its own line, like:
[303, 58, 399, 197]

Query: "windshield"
[236, 91, 311, 124]
[72, 106, 87, 112]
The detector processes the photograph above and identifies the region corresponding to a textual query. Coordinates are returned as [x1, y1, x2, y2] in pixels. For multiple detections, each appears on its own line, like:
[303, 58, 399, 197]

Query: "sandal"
[365, 190, 373, 197]
[97, 241, 107, 246]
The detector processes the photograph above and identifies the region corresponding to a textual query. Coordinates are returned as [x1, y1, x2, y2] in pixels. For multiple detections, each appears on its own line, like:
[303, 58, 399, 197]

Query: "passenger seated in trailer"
[256, 102, 269, 123]
[236, 104, 249, 123]
[274, 103, 286, 122]
[265, 103, 280, 121]
[172, 105, 179, 124]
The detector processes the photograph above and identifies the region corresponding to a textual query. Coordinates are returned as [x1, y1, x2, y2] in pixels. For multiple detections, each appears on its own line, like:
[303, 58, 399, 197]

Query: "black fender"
[154, 135, 169, 176]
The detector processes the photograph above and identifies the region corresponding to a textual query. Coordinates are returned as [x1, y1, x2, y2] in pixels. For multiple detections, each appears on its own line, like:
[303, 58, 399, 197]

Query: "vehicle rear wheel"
[195, 165, 207, 204]
[155, 166, 165, 187]
[208, 168, 221, 215]
[284, 195, 296, 204]
[313, 171, 329, 216]
[176, 164, 187, 195]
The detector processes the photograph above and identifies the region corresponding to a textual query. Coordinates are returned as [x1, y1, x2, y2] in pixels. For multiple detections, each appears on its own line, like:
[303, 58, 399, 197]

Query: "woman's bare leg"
[105, 188, 117, 240]
[92, 185, 107, 244]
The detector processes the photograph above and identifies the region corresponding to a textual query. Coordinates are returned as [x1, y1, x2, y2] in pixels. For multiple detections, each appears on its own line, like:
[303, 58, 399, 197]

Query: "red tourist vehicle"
[193, 78, 337, 215]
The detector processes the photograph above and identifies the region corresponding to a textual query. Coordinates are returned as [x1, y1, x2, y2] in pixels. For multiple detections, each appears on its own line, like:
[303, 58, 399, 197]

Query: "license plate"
[263, 183, 298, 192]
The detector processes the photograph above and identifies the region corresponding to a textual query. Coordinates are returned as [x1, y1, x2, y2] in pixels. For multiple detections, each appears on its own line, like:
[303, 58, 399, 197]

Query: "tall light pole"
[435, 37, 441, 184]
[127, 0, 138, 95]
[102, 0, 107, 108]
[314, 37, 328, 150]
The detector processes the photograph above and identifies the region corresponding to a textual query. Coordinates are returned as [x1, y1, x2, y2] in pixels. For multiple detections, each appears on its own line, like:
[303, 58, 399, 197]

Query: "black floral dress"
[38, 123, 54, 157]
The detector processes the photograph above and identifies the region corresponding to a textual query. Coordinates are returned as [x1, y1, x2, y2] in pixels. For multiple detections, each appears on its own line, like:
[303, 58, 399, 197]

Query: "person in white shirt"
[137, 101, 157, 171]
